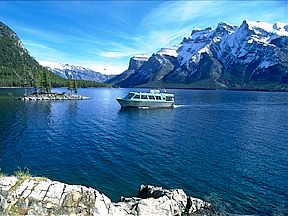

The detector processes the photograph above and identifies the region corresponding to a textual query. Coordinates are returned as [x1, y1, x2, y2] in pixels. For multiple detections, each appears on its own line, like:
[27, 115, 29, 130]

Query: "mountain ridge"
[0, 21, 73, 87]
[0, 21, 109, 88]
[106, 20, 288, 90]
[39, 61, 115, 83]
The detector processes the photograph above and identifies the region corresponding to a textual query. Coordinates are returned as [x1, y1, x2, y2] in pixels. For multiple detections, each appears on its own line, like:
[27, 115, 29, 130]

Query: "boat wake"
[138, 107, 150, 109]
[173, 105, 185, 108]
[174, 104, 211, 108]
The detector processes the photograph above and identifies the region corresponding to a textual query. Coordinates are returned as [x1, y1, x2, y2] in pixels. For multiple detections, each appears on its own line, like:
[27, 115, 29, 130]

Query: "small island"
[18, 72, 89, 101]
[19, 92, 89, 101]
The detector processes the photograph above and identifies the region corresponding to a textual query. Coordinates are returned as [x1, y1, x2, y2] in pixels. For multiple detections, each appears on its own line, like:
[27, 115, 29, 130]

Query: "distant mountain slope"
[109, 20, 288, 90]
[0, 21, 67, 87]
[40, 61, 115, 83]
[106, 55, 149, 86]
[0, 21, 110, 88]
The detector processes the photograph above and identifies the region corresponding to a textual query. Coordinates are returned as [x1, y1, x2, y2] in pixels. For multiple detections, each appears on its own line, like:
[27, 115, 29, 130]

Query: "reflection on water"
[0, 88, 287, 215]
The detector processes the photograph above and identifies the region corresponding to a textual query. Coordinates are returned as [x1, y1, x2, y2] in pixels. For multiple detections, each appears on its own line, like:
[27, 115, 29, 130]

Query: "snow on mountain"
[246, 20, 288, 36]
[176, 23, 237, 67]
[157, 47, 179, 57]
[39, 61, 114, 82]
[215, 20, 287, 71]
[174, 20, 288, 77]
[127, 55, 149, 70]
[111, 20, 288, 88]
[176, 23, 235, 70]
[39, 61, 63, 69]
[131, 54, 150, 61]
[105, 55, 149, 85]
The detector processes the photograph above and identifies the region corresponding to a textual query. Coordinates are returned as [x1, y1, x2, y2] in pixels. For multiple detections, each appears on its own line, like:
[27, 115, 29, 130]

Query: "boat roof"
[128, 91, 174, 96]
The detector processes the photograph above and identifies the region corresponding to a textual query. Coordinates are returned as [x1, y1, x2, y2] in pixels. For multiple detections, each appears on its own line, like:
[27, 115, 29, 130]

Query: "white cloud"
[87, 64, 126, 75]
[123, 2, 219, 57]
[14, 1, 287, 76]
[37, 60, 63, 69]
[98, 51, 132, 58]
[97, 43, 140, 58]
[140, 27, 192, 49]
[38, 59, 126, 75]
[71, 59, 127, 75]
[22, 40, 51, 49]
[16, 25, 66, 44]
[140, 1, 213, 29]
[22, 40, 70, 65]
[132, 0, 287, 58]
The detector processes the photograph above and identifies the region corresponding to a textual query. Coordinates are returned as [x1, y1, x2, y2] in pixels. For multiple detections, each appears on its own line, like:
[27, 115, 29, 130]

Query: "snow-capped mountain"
[40, 61, 115, 83]
[108, 20, 288, 88]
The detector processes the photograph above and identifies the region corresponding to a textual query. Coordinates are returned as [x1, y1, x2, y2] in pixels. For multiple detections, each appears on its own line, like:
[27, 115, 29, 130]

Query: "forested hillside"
[0, 21, 108, 88]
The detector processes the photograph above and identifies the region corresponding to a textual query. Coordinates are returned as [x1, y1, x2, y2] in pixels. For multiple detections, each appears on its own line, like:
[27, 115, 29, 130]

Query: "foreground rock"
[0, 176, 210, 215]
[19, 93, 89, 101]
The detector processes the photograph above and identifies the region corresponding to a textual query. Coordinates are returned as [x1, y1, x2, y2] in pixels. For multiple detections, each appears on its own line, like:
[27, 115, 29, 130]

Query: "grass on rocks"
[14, 168, 32, 179]
[0, 168, 4, 177]
[9, 202, 29, 216]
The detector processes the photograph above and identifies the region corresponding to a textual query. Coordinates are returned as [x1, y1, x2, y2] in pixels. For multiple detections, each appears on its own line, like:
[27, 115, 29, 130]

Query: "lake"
[0, 88, 287, 215]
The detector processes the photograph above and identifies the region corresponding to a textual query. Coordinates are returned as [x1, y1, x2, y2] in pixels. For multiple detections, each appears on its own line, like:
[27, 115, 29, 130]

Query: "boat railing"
[150, 89, 160, 94]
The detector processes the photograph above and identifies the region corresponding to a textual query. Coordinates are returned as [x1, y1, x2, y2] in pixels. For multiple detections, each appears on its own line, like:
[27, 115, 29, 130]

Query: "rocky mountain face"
[40, 62, 115, 83]
[0, 176, 211, 215]
[0, 21, 26, 51]
[106, 55, 149, 86]
[108, 20, 288, 89]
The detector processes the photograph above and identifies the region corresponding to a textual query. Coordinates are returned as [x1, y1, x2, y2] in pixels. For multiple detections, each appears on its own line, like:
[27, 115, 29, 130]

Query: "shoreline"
[134, 86, 288, 92]
[18, 92, 89, 101]
[1, 86, 287, 93]
[0, 175, 211, 215]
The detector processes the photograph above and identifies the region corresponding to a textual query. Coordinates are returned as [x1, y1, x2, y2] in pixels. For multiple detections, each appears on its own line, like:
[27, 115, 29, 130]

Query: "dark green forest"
[0, 21, 109, 89]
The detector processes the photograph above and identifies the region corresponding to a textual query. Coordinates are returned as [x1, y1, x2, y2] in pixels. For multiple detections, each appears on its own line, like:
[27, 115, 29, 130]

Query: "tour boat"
[116, 90, 175, 108]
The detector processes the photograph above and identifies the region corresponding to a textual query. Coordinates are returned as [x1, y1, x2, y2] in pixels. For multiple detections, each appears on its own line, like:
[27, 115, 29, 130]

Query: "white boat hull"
[117, 98, 174, 108]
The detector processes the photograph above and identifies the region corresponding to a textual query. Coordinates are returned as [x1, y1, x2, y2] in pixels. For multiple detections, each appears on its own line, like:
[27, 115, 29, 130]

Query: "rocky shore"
[0, 175, 211, 215]
[19, 93, 89, 101]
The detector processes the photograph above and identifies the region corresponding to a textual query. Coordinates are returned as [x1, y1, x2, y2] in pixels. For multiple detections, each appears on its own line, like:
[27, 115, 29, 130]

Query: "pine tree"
[73, 79, 78, 94]
[21, 66, 29, 87]
[33, 71, 41, 94]
[68, 79, 73, 94]
[42, 71, 51, 93]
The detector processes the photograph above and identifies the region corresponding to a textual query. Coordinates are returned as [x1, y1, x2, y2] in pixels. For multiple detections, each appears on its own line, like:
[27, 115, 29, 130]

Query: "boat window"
[141, 94, 148, 99]
[133, 94, 140, 99]
[148, 95, 155, 100]
[125, 93, 134, 99]
[166, 96, 174, 101]
[155, 96, 162, 100]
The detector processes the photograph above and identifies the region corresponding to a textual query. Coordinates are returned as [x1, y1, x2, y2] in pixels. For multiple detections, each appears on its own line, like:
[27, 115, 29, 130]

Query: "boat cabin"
[124, 91, 174, 102]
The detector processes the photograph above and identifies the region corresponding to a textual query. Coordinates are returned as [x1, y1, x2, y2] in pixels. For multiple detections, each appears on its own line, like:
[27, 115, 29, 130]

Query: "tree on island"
[73, 79, 78, 94]
[21, 66, 34, 95]
[67, 79, 78, 94]
[68, 79, 73, 94]
[33, 72, 41, 95]
[21, 72, 29, 96]
[42, 71, 51, 93]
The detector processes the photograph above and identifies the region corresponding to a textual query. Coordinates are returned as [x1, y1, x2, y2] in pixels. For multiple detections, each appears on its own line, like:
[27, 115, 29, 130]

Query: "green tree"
[67, 79, 73, 94]
[42, 71, 51, 93]
[20, 67, 29, 87]
[73, 79, 78, 94]
[33, 71, 41, 94]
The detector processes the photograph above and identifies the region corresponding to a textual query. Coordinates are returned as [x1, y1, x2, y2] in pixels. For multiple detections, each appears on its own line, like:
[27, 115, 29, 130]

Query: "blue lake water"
[0, 88, 287, 215]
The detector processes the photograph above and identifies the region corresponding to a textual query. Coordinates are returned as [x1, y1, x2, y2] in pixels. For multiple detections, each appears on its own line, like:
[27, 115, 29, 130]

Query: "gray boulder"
[0, 176, 210, 216]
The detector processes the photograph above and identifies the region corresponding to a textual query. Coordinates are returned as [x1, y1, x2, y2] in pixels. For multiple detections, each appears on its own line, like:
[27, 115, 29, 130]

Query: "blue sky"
[0, 1, 287, 74]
